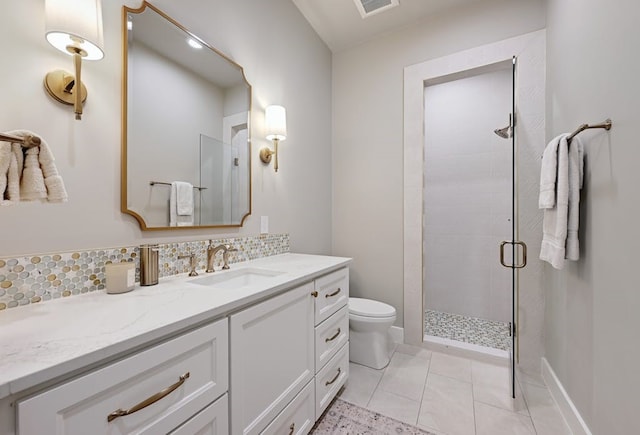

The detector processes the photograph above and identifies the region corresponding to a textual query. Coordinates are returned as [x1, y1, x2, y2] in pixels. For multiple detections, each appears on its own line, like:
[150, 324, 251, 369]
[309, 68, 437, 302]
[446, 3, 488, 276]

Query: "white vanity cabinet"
[1, 255, 352, 435]
[17, 319, 229, 435]
[230, 282, 315, 435]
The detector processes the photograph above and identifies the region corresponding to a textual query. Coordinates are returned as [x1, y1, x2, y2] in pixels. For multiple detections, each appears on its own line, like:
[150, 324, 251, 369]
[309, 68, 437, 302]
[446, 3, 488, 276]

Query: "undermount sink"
[189, 268, 285, 289]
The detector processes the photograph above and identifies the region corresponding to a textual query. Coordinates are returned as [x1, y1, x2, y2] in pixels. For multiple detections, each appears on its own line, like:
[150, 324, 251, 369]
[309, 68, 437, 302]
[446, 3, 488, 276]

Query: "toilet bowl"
[348, 297, 396, 369]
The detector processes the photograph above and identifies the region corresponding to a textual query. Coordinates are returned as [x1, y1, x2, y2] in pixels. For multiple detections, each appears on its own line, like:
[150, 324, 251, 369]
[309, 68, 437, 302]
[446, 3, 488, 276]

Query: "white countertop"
[0, 253, 351, 400]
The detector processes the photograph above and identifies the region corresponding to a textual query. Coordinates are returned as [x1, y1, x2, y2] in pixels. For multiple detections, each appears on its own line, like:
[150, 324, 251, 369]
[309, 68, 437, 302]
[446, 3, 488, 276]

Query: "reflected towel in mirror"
[169, 181, 194, 226]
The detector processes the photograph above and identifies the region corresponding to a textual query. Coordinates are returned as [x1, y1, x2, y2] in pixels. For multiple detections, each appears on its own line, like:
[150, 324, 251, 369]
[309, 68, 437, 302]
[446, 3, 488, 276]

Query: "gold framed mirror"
[121, 1, 251, 230]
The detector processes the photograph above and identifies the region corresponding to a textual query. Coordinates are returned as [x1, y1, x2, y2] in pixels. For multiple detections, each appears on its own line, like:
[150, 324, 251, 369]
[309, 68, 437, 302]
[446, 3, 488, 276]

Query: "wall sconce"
[44, 0, 104, 120]
[260, 105, 287, 172]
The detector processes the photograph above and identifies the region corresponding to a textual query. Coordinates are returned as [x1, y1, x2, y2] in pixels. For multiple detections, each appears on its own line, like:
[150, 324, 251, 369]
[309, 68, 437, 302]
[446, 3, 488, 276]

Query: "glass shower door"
[498, 56, 526, 399]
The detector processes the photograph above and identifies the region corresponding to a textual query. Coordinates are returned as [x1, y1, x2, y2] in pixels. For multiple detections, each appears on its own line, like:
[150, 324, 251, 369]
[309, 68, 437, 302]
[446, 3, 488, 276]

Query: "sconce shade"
[265, 105, 287, 141]
[45, 0, 104, 60]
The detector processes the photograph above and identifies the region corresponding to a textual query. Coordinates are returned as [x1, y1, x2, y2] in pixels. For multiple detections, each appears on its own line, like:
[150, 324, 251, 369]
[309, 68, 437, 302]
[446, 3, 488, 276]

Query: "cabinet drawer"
[315, 343, 349, 418]
[315, 306, 349, 372]
[314, 268, 349, 325]
[17, 319, 228, 435]
[261, 381, 315, 435]
[169, 393, 228, 435]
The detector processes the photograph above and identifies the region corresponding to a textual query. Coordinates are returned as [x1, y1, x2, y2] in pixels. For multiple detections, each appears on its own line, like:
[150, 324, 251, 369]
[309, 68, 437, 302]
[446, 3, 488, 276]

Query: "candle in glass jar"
[105, 262, 135, 294]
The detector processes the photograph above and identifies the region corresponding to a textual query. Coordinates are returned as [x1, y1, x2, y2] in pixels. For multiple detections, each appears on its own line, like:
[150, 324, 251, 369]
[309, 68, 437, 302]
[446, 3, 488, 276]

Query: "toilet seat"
[349, 297, 395, 318]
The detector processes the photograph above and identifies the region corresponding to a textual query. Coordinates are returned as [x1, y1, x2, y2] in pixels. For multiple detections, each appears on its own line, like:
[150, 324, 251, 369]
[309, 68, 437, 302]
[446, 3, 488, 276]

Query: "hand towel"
[540, 134, 569, 269]
[37, 137, 68, 202]
[0, 141, 23, 204]
[539, 134, 565, 209]
[3, 130, 68, 203]
[174, 181, 194, 216]
[0, 142, 11, 205]
[7, 148, 21, 202]
[169, 181, 194, 227]
[20, 147, 47, 201]
[566, 136, 584, 261]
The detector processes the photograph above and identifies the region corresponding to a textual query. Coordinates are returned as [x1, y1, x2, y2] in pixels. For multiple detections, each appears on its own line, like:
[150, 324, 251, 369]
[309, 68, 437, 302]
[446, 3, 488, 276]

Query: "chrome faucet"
[206, 241, 238, 273]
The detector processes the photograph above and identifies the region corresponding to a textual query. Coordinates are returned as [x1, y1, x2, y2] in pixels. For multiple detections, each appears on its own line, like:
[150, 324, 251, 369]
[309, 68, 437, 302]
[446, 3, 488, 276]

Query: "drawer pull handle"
[325, 328, 341, 343]
[289, 422, 295, 435]
[311, 291, 318, 298]
[325, 288, 341, 298]
[107, 372, 190, 422]
[325, 367, 341, 386]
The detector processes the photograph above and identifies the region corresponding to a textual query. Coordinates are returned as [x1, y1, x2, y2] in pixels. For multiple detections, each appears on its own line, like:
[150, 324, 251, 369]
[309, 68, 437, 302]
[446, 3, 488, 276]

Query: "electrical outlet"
[260, 216, 269, 234]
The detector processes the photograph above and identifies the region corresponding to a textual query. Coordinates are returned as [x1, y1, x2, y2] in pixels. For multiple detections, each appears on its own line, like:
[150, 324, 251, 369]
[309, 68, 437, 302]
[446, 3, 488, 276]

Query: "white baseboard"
[541, 357, 592, 435]
[389, 326, 404, 344]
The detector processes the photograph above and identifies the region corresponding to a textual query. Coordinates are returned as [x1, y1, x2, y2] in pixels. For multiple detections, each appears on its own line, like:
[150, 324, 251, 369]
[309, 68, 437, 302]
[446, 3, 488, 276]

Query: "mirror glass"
[122, 1, 251, 229]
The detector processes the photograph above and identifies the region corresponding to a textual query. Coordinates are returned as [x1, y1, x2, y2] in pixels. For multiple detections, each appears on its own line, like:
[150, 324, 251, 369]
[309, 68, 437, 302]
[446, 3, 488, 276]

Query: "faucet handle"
[178, 253, 199, 277]
[222, 245, 237, 270]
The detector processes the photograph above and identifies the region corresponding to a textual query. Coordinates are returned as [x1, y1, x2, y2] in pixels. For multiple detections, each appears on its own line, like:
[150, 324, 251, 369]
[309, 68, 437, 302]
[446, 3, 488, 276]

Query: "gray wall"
[545, 0, 640, 433]
[0, 0, 332, 256]
[332, 0, 546, 326]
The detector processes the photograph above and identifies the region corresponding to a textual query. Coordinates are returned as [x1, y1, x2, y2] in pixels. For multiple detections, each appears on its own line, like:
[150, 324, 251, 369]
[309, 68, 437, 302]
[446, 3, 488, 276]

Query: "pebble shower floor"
[424, 309, 511, 351]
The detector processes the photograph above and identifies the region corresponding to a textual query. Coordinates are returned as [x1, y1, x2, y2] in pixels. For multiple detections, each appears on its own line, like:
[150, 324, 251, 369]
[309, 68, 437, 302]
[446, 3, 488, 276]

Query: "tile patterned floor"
[424, 310, 512, 351]
[338, 344, 572, 435]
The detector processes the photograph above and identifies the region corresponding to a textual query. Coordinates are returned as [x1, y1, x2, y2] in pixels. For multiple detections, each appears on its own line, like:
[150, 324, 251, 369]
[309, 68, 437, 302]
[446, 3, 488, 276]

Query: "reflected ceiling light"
[44, 0, 104, 120]
[187, 38, 203, 49]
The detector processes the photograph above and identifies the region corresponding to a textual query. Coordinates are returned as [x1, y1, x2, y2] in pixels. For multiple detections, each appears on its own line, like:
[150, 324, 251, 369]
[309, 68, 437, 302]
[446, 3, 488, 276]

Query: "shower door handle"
[500, 241, 527, 269]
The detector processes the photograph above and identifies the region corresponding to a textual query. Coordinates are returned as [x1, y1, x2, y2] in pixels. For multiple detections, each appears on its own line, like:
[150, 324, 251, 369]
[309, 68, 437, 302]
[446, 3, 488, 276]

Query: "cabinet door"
[17, 319, 228, 435]
[169, 394, 228, 435]
[230, 282, 315, 435]
[314, 268, 349, 325]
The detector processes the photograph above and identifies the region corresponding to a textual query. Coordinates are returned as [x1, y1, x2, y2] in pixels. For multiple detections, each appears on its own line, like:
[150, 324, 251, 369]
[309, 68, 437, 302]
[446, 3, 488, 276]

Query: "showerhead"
[494, 126, 511, 139]
[494, 113, 513, 139]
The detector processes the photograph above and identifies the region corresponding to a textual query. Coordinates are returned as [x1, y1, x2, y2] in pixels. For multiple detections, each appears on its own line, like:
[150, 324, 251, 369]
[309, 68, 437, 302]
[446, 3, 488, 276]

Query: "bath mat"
[311, 398, 435, 434]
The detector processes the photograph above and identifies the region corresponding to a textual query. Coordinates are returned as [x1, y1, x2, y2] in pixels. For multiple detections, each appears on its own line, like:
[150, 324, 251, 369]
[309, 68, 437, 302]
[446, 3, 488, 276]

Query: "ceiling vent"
[353, 0, 399, 19]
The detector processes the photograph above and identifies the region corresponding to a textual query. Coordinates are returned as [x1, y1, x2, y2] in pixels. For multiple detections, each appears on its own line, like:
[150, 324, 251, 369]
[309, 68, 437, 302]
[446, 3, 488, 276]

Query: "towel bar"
[0, 132, 41, 148]
[567, 119, 612, 142]
[149, 181, 207, 191]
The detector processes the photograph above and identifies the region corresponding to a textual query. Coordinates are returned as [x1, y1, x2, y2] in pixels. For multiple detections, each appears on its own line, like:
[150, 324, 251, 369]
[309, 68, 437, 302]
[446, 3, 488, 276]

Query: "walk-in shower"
[422, 62, 515, 356]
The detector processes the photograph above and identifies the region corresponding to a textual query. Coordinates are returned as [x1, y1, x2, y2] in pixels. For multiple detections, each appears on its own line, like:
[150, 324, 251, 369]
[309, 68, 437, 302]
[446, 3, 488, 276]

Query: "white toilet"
[348, 297, 397, 369]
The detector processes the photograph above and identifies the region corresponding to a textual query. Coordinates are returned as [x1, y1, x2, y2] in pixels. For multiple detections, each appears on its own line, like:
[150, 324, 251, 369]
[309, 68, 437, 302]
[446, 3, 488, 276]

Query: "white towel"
[175, 181, 193, 216]
[1, 130, 68, 203]
[566, 136, 584, 261]
[169, 181, 194, 227]
[539, 134, 564, 208]
[540, 134, 569, 269]
[21, 147, 47, 201]
[0, 142, 12, 205]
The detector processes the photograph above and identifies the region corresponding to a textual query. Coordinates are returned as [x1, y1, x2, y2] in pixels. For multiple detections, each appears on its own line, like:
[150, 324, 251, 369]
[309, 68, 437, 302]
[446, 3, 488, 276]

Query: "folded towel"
[566, 136, 584, 261]
[0, 142, 12, 205]
[2, 130, 68, 203]
[21, 147, 47, 201]
[174, 181, 194, 216]
[540, 134, 569, 269]
[169, 181, 194, 227]
[539, 134, 565, 209]
[7, 147, 21, 202]
[38, 139, 68, 203]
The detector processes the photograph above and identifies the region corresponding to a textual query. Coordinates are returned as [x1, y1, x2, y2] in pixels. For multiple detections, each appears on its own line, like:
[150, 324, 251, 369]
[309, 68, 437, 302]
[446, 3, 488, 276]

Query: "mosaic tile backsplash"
[0, 233, 289, 311]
